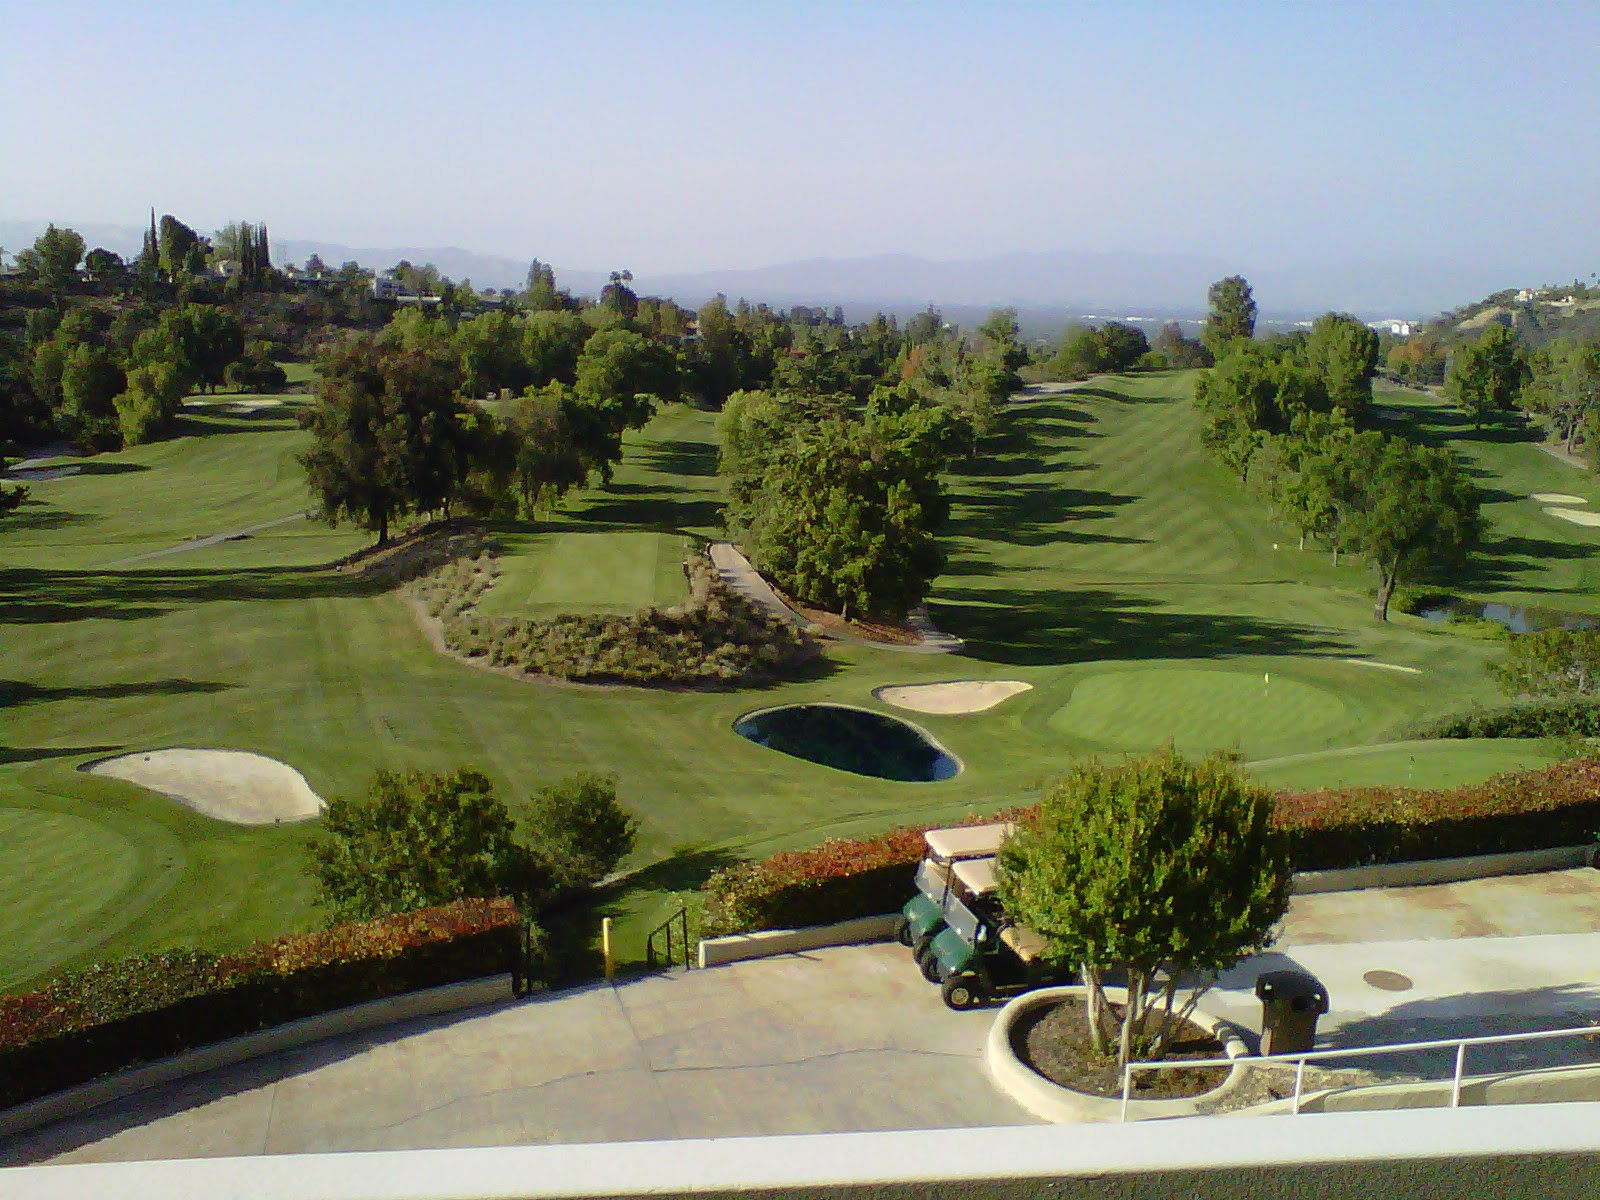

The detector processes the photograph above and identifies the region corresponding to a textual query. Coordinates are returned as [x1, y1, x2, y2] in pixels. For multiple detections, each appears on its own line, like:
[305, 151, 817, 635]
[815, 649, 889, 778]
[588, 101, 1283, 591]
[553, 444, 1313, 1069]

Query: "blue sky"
[3, 0, 1596, 278]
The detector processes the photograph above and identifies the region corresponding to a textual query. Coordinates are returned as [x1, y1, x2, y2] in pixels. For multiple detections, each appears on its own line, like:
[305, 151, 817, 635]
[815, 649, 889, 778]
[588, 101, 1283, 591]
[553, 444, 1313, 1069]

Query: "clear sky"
[4, 0, 1597, 278]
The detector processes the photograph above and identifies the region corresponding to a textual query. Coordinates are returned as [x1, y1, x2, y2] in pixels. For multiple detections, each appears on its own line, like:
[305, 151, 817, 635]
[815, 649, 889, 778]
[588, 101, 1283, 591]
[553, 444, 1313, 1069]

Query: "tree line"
[1193, 275, 1482, 620]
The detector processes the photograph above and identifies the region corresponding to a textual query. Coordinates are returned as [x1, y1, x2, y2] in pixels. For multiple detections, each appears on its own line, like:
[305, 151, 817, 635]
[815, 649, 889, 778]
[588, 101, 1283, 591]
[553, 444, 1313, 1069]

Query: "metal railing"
[646, 907, 693, 971]
[1119, 1022, 1600, 1121]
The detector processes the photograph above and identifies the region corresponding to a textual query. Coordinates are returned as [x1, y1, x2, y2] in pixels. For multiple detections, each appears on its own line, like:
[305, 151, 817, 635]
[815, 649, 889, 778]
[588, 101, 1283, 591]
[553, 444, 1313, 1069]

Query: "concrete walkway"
[6, 868, 1600, 1166]
[708, 542, 962, 654]
[0, 944, 1033, 1167]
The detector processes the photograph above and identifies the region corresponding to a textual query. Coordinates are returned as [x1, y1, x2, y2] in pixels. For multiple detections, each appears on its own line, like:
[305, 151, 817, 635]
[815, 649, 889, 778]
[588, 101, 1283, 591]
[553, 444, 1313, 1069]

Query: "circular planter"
[986, 985, 1251, 1123]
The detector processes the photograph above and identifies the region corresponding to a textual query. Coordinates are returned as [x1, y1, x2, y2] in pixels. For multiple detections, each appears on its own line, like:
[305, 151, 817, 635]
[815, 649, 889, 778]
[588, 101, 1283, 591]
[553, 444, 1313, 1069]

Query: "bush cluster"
[701, 759, 1600, 935]
[0, 899, 524, 1110]
[414, 550, 816, 687]
[1397, 699, 1600, 741]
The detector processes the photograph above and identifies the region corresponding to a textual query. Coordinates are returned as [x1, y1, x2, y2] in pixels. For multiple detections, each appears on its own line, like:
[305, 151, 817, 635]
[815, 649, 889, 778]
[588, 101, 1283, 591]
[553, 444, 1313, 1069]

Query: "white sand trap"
[88, 749, 325, 825]
[1344, 659, 1423, 675]
[874, 680, 1032, 714]
[226, 397, 286, 412]
[1546, 507, 1600, 527]
[1533, 493, 1587, 505]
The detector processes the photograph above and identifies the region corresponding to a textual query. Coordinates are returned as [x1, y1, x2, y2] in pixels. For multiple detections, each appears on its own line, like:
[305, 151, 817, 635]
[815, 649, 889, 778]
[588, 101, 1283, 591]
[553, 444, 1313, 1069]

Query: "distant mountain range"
[0, 219, 1528, 324]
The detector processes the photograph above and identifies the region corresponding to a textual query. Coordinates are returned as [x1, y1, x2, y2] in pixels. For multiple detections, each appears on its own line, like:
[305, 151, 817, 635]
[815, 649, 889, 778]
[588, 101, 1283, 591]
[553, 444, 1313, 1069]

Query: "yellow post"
[602, 916, 614, 980]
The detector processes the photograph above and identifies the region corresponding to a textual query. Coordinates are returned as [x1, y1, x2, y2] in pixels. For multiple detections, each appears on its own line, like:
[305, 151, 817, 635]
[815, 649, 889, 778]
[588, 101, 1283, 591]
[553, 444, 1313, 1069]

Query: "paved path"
[708, 542, 962, 654]
[7, 868, 1600, 1166]
[0, 944, 1033, 1166]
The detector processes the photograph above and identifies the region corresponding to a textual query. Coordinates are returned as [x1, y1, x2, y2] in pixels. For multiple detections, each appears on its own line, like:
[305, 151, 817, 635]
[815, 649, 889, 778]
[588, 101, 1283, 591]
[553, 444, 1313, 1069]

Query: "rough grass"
[3, 372, 1596, 987]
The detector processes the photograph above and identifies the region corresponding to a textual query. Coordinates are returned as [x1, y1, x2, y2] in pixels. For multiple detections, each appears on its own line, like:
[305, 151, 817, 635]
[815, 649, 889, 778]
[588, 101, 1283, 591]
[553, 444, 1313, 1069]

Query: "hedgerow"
[1396, 698, 1600, 741]
[0, 898, 524, 1110]
[701, 759, 1600, 935]
[411, 549, 816, 687]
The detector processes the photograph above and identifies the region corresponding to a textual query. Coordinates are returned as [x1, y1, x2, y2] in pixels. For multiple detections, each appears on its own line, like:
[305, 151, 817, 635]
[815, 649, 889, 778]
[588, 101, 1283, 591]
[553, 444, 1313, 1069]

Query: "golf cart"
[894, 822, 1013, 963]
[925, 857, 1072, 1009]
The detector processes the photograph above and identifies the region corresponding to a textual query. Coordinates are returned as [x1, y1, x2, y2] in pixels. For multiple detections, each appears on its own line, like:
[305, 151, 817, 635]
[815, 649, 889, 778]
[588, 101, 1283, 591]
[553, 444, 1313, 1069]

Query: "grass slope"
[0, 374, 1583, 987]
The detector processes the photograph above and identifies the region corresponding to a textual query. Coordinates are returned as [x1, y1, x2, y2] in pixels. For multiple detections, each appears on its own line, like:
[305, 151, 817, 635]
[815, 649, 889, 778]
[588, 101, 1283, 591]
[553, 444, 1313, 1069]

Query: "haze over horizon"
[5, 1, 1597, 313]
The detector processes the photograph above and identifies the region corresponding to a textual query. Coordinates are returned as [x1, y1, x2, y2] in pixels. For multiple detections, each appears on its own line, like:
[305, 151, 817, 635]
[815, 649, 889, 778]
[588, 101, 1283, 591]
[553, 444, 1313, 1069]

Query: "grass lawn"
[1, 373, 1593, 989]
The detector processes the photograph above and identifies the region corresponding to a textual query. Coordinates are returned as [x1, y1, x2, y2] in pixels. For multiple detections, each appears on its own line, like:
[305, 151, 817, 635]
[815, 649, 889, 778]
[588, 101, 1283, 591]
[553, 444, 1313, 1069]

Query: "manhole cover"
[1363, 969, 1413, 992]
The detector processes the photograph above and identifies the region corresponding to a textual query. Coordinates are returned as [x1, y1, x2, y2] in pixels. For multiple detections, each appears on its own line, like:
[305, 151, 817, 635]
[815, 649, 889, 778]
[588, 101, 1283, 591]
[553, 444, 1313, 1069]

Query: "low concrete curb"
[1292, 844, 1595, 894]
[0, 974, 512, 1142]
[698, 914, 899, 968]
[1235, 1061, 1600, 1115]
[985, 985, 1250, 1123]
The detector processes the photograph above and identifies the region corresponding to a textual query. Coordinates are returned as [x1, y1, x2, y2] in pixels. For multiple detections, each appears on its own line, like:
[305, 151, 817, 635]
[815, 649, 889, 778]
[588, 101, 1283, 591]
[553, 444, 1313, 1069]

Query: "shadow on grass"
[640, 437, 719, 479]
[0, 678, 228, 707]
[931, 585, 1351, 666]
[0, 744, 123, 765]
[0, 565, 387, 624]
[1450, 534, 1599, 593]
[2, 503, 93, 532]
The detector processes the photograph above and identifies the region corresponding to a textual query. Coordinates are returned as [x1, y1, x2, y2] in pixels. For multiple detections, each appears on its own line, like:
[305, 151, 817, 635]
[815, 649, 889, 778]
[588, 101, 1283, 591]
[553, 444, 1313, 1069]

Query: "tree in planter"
[996, 750, 1291, 1075]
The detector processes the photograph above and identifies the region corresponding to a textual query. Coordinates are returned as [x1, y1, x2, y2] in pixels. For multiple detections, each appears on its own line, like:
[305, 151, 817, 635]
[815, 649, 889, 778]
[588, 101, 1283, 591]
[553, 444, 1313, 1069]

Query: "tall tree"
[157, 215, 204, 279]
[1202, 275, 1257, 358]
[14, 225, 86, 292]
[299, 337, 469, 543]
[1304, 312, 1379, 419]
[1444, 324, 1526, 428]
[1314, 432, 1482, 620]
[1523, 338, 1600, 454]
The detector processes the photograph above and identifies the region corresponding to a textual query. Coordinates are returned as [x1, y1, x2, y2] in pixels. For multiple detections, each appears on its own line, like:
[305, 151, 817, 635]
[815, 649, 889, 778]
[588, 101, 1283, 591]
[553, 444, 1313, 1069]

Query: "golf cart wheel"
[912, 931, 935, 963]
[920, 951, 945, 983]
[941, 973, 985, 1011]
[893, 916, 912, 947]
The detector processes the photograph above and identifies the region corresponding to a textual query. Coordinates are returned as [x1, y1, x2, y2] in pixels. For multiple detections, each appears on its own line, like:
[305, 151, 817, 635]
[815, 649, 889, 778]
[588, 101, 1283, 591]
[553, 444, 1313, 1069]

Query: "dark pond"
[734, 704, 960, 782]
[1419, 600, 1596, 635]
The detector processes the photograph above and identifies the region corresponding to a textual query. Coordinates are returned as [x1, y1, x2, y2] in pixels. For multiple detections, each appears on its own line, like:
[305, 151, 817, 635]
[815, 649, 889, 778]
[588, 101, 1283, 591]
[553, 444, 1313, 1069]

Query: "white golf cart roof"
[923, 822, 1013, 862]
[950, 855, 998, 896]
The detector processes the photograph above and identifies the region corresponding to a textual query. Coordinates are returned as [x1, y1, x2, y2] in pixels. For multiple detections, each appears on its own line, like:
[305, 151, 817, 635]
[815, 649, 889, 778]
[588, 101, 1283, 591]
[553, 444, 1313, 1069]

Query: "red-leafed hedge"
[702, 759, 1600, 936]
[0, 898, 524, 1110]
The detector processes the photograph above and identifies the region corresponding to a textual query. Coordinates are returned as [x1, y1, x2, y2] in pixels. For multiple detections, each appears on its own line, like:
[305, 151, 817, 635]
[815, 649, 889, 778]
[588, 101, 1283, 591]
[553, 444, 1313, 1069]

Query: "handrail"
[1118, 1021, 1600, 1121]
[646, 907, 692, 971]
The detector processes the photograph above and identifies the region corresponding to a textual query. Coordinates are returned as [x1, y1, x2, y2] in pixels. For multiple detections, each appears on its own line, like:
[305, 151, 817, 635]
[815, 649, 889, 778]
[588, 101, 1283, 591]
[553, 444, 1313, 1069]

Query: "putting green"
[478, 530, 689, 617]
[1047, 666, 1350, 754]
[0, 808, 141, 984]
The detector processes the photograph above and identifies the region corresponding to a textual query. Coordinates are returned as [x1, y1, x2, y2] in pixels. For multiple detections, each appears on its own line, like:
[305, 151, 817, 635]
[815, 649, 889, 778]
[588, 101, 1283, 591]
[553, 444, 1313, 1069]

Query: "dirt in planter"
[1014, 995, 1230, 1099]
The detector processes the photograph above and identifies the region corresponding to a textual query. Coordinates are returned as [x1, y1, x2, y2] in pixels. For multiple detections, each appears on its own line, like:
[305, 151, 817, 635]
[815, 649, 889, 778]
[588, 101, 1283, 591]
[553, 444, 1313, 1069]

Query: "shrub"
[310, 768, 542, 920]
[700, 759, 1600, 935]
[0, 899, 523, 1109]
[1398, 698, 1600, 740]
[527, 773, 638, 894]
[412, 550, 817, 687]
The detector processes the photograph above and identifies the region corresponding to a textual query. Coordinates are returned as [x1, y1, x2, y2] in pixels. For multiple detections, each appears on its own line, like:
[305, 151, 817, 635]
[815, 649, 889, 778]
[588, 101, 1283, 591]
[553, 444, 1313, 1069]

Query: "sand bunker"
[874, 680, 1032, 715]
[87, 749, 325, 825]
[1533, 492, 1587, 505]
[1546, 507, 1600, 527]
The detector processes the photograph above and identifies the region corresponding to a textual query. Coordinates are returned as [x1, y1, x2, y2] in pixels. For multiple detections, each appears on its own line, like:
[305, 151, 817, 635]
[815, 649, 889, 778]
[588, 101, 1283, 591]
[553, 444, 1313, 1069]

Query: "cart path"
[708, 542, 963, 654]
[101, 513, 310, 568]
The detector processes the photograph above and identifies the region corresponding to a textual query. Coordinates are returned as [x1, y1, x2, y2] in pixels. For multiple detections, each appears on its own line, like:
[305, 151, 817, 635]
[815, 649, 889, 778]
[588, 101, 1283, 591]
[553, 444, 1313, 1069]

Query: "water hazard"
[734, 704, 960, 782]
[1419, 599, 1596, 634]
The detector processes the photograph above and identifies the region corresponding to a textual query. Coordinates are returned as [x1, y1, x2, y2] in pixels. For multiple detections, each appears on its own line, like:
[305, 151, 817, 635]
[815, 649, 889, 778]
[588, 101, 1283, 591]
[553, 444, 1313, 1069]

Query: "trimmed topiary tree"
[997, 749, 1291, 1073]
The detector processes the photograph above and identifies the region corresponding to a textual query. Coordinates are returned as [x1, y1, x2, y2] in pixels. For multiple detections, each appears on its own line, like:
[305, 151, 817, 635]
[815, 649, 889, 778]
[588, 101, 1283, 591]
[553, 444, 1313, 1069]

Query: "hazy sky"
[4, 0, 1597, 277]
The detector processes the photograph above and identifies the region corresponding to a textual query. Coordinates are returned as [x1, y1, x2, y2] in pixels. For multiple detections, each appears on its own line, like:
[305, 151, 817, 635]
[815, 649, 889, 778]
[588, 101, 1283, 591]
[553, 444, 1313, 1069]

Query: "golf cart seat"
[923, 822, 1014, 864]
[950, 856, 998, 898]
[999, 923, 1048, 963]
